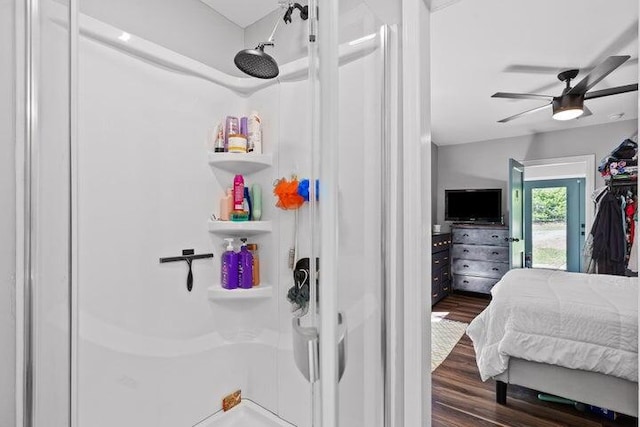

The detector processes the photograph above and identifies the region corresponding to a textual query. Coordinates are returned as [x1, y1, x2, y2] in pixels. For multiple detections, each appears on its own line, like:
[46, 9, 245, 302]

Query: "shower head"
[234, 44, 280, 79]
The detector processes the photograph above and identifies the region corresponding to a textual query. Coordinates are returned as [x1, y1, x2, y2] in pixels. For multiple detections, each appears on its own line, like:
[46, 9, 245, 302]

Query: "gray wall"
[78, 0, 245, 76]
[436, 119, 638, 230]
[431, 142, 438, 226]
[0, 0, 16, 424]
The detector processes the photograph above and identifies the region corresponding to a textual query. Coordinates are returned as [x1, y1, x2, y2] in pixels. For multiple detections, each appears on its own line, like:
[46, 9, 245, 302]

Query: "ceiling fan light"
[552, 94, 585, 121]
[553, 108, 584, 121]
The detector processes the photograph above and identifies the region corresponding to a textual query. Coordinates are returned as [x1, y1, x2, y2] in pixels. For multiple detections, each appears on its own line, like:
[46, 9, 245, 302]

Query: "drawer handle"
[492, 251, 499, 255]
[433, 243, 437, 247]
[434, 260, 440, 264]
[492, 267, 499, 271]
[432, 293, 438, 298]
[463, 264, 469, 268]
[463, 249, 469, 253]
[463, 280, 469, 284]
[444, 257, 449, 261]
[443, 286, 449, 291]
[438, 242, 443, 245]
[492, 235, 499, 238]
[463, 233, 469, 237]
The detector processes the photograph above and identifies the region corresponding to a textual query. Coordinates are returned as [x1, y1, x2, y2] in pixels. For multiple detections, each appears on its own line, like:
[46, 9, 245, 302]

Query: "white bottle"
[247, 111, 262, 154]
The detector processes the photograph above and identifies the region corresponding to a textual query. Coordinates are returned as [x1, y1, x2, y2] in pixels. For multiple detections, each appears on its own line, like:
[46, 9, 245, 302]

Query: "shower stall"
[7, 0, 404, 425]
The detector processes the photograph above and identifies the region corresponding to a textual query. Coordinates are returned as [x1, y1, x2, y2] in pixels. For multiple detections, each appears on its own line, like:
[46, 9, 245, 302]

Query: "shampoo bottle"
[213, 122, 225, 152]
[224, 116, 239, 151]
[251, 184, 262, 220]
[225, 188, 233, 219]
[243, 187, 253, 220]
[238, 238, 254, 289]
[233, 175, 244, 211]
[221, 238, 239, 289]
[219, 188, 233, 221]
[219, 192, 229, 221]
[247, 243, 260, 286]
[247, 111, 262, 154]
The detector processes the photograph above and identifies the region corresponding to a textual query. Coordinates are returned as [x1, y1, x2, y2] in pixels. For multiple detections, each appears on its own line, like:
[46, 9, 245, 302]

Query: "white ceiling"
[200, 0, 280, 28]
[431, 0, 639, 146]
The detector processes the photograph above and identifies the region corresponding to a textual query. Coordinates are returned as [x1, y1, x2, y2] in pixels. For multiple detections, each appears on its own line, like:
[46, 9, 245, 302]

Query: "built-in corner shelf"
[207, 285, 273, 301]
[207, 152, 273, 175]
[207, 220, 272, 237]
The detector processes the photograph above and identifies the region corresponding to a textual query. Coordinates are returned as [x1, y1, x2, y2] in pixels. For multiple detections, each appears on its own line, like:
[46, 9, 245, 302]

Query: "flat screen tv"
[445, 188, 502, 223]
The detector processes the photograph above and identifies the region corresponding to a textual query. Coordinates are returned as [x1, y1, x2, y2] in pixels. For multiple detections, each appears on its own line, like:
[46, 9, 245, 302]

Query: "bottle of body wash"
[247, 111, 262, 153]
[238, 238, 254, 289]
[251, 184, 262, 220]
[221, 238, 239, 289]
[247, 243, 260, 286]
[233, 175, 244, 211]
[219, 188, 232, 221]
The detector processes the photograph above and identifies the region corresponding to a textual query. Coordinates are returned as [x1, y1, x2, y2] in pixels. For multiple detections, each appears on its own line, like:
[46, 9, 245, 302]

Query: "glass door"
[509, 159, 525, 268]
[524, 179, 586, 272]
[314, 1, 387, 425]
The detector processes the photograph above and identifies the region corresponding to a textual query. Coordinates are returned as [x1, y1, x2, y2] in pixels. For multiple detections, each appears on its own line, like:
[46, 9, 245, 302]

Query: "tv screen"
[445, 189, 502, 223]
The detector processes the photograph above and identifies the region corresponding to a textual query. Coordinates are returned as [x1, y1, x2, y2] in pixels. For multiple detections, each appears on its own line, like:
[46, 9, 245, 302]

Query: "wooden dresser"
[451, 224, 510, 295]
[431, 233, 451, 305]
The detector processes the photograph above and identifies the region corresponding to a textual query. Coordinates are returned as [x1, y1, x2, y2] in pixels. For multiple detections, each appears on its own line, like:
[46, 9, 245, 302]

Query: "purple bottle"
[221, 238, 239, 289]
[240, 117, 248, 137]
[224, 116, 239, 152]
[238, 238, 254, 289]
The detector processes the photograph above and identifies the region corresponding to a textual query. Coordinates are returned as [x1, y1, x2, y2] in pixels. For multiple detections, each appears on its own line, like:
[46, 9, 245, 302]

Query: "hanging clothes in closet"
[585, 138, 637, 276]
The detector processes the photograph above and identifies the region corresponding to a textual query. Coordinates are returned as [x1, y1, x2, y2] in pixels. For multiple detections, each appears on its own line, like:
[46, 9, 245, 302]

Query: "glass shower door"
[311, 1, 387, 425]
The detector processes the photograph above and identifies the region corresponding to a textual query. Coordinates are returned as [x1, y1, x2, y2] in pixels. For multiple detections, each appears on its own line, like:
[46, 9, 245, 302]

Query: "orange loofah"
[274, 178, 305, 210]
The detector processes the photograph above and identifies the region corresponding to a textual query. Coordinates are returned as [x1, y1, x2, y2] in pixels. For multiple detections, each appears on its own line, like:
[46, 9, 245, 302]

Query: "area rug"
[431, 317, 468, 372]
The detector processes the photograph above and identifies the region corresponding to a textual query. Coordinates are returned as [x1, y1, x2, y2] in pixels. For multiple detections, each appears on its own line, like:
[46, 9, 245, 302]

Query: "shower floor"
[195, 400, 295, 427]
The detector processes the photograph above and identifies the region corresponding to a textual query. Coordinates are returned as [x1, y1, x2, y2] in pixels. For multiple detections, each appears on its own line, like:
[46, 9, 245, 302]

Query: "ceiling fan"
[492, 56, 638, 123]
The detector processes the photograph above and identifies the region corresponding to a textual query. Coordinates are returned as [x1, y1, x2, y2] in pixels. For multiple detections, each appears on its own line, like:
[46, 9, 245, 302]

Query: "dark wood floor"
[431, 293, 638, 427]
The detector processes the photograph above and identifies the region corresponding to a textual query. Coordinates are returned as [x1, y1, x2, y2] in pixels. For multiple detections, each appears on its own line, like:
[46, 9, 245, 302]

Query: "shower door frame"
[18, 1, 404, 426]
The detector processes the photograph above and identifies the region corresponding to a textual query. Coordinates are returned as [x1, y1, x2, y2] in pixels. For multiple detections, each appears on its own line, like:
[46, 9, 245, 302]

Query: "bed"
[466, 268, 639, 417]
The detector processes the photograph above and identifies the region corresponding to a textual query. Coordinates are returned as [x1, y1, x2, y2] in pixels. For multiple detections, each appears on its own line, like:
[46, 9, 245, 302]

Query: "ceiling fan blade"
[497, 103, 551, 123]
[584, 84, 638, 100]
[579, 105, 593, 119]
[503, 65, 567, 74]
[568, 56, 630, 95]
[492, 92, 554, 101]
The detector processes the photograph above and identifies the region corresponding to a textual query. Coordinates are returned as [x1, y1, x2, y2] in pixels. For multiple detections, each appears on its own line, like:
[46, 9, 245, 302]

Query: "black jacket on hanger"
[590, 191, 627, 275]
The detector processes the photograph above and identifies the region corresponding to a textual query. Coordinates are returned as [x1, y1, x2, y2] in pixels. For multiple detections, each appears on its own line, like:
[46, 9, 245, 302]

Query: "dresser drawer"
[452, 227, 509, 247]
[451, 259, 510, 279]
[451, 244, 509, 262]
[431, 282, 441, 301]
[453, 275, 500, 293]
[432, 233, 451, 252]
[432, 250, 450, 267]
[441, 280, 451, 294]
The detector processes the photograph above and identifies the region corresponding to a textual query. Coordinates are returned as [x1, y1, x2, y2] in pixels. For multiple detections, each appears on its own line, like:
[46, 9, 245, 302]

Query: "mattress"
[467, 268, 638, 382]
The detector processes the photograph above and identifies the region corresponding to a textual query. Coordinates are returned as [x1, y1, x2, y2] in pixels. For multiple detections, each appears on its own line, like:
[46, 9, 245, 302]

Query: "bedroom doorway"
[524, 179, 586, 272]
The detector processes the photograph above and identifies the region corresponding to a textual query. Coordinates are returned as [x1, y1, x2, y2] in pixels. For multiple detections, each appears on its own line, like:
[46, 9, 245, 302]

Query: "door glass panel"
[531, 187, 567, 270]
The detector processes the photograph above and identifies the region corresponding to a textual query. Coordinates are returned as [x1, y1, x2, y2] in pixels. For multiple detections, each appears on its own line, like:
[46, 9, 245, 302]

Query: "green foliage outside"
[532, 246, 565, 269]
[532, 188, 566, 223]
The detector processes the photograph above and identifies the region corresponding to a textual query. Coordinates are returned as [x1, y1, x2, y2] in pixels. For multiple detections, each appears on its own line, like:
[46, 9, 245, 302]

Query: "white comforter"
[467, 269, 638, 382]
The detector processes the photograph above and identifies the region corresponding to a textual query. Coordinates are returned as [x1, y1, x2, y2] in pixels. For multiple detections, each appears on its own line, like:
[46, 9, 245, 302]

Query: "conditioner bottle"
[221, 238, 239, 289]
[238, 238, 254, 289]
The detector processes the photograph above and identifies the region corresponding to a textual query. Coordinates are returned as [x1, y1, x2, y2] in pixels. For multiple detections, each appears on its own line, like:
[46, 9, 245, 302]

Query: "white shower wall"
[77, 7, 383, 427]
